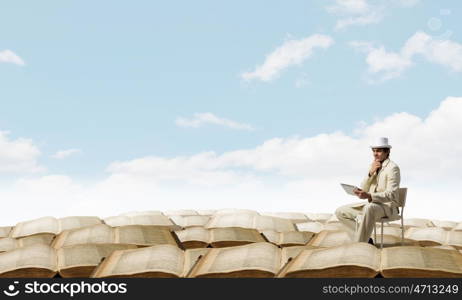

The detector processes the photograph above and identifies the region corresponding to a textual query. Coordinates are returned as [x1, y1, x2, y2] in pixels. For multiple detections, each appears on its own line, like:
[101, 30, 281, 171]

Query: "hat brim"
[370, 145, 392, 149]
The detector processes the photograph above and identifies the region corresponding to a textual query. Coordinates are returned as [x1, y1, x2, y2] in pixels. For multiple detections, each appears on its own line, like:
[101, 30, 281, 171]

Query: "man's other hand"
[369, 159, 382, 176]
[354, 189, 372, 202]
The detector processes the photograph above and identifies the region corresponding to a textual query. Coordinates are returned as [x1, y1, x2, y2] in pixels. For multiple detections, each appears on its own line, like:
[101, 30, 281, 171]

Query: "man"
[335, 137, 401, 245]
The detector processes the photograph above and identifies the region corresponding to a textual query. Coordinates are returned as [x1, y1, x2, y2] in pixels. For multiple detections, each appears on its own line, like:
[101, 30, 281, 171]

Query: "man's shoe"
[368, 238, 374, 245]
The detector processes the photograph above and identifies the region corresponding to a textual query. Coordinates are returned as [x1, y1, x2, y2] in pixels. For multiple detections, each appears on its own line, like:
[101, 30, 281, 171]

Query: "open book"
[389, 218, 434, 229]
[175, 227, 266, 249]
[296, 222, 325, 234]
[103, 214, 180, 230]
[261, 230, 314, 247]
[187, 242, 285, 278]
[205, 214, 296, 232]
[405, 227, 462, 248]
[431, 220, 457, 230]
[10, 216, 103, 238]
[340, 183, 360, 196]
[308, 230, 353, 248]
[0, 244, 58, 278]
[91, 245, 209, 278]
[278, 243, 462, 278]
[90, 242, 325, 278]
[57, 244, 138, 277]
[305, 213, 333, 223]
[52, 224, 179, 249]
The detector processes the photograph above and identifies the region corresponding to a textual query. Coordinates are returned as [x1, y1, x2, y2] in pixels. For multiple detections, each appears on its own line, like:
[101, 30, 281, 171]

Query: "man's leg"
[335, 203, 364, 240]
[355, 202, 387, 243]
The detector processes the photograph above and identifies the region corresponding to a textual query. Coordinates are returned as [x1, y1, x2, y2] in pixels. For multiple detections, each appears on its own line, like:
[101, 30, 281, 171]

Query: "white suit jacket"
[360, 158, 401, 217]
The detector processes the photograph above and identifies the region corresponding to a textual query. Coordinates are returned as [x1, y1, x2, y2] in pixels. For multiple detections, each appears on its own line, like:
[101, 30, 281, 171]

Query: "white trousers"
[335, 202, 387, 243]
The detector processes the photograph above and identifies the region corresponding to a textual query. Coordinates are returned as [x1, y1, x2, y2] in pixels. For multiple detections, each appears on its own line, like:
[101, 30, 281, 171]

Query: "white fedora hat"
[370, 137, 392, 149]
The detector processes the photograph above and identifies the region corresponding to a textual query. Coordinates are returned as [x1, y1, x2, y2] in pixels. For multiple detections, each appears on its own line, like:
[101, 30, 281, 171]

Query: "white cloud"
[2, 97, 462, 225]
[51, 149, 82, 159]
[0, 50, 25, 66]
[327, 0, 384, 30]
[175, 112, 255, 131]
[404, 32, 462, 72]
[0, 131, 43, 173]
[351, 31, 462, 82]
[326, 0, 420, 30]
[241, 34, 334, 82]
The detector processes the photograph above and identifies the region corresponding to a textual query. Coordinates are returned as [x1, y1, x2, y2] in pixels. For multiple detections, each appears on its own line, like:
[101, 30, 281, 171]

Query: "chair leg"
[373, 225, 376, 243]
[401, 217, 404, 246]
[381, 221, 384, 249]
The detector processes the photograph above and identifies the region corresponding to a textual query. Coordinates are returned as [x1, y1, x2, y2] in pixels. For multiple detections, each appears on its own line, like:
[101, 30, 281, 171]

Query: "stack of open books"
[0, 209, 461, 278]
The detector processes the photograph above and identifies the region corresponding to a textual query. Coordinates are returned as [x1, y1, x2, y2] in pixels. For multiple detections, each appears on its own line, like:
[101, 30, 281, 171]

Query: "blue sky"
[1, 1, 462, 223]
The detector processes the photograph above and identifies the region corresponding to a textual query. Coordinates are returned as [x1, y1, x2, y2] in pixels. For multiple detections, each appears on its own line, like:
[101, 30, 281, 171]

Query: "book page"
[446, 231, 462, 249]
[0, 226, 12, 238]
[175, 227, 210, 244]
[183, 248, 210, 276]
[381, 246, 462, 274]
[57, 244, 137, 268]
[192, 242, 281, 276]
[254, 216, 296, 232]
[402, 218, 434, 228]
[0, 238, 18, 253]
[104, 215, 178, 229]
[260, 230, 281, 245]
[11, 217, 59, 238]
[97, 245, 185, 277]
[405, 227, 447, 245]
[260, 212, 308, 223]
[1, 234, 56, 253]
[431, 220, 457, 230]
[170, 215, 210, 228]
[196, 209, 217, 216]
[281, 245, 322, 266]
[114, 225, 176, 246]
[324, 223, 346, 231]
[427, 245, 457, 250]
[205, 214, 255, 229]
[327, 215, 340, 223]
[280, 231, 313, 245]
[210, 227, 265, 243]
[454, 222, 462, 231]
[308, 230, 352, 247]
[54, 224, 114, 248]
[296, 222, 325, 234]
[18, 233, 55, 247]
[286, 243, 380, 273]
[374, 226, 403, 238]
[58, 216, 102, 233]
[305, 213, 332, 223]
[0, 244, 57, 274]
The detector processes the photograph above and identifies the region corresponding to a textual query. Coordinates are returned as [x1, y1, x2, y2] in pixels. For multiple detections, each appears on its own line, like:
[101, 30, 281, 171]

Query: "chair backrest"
[398, 187, 407, 208]
[396, 187, 407, 218]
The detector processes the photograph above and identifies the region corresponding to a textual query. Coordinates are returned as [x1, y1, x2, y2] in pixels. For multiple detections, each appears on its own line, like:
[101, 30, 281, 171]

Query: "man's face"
[372, 148, 389, 162]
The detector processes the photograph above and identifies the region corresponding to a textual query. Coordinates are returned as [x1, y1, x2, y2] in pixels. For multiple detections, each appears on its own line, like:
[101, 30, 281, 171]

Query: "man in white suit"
[335, 137, 401, 245]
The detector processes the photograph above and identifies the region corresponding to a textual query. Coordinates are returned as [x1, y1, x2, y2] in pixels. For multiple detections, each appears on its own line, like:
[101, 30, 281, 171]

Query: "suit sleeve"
[370, 165, 400, 205]
[360, 173, 375, 191]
